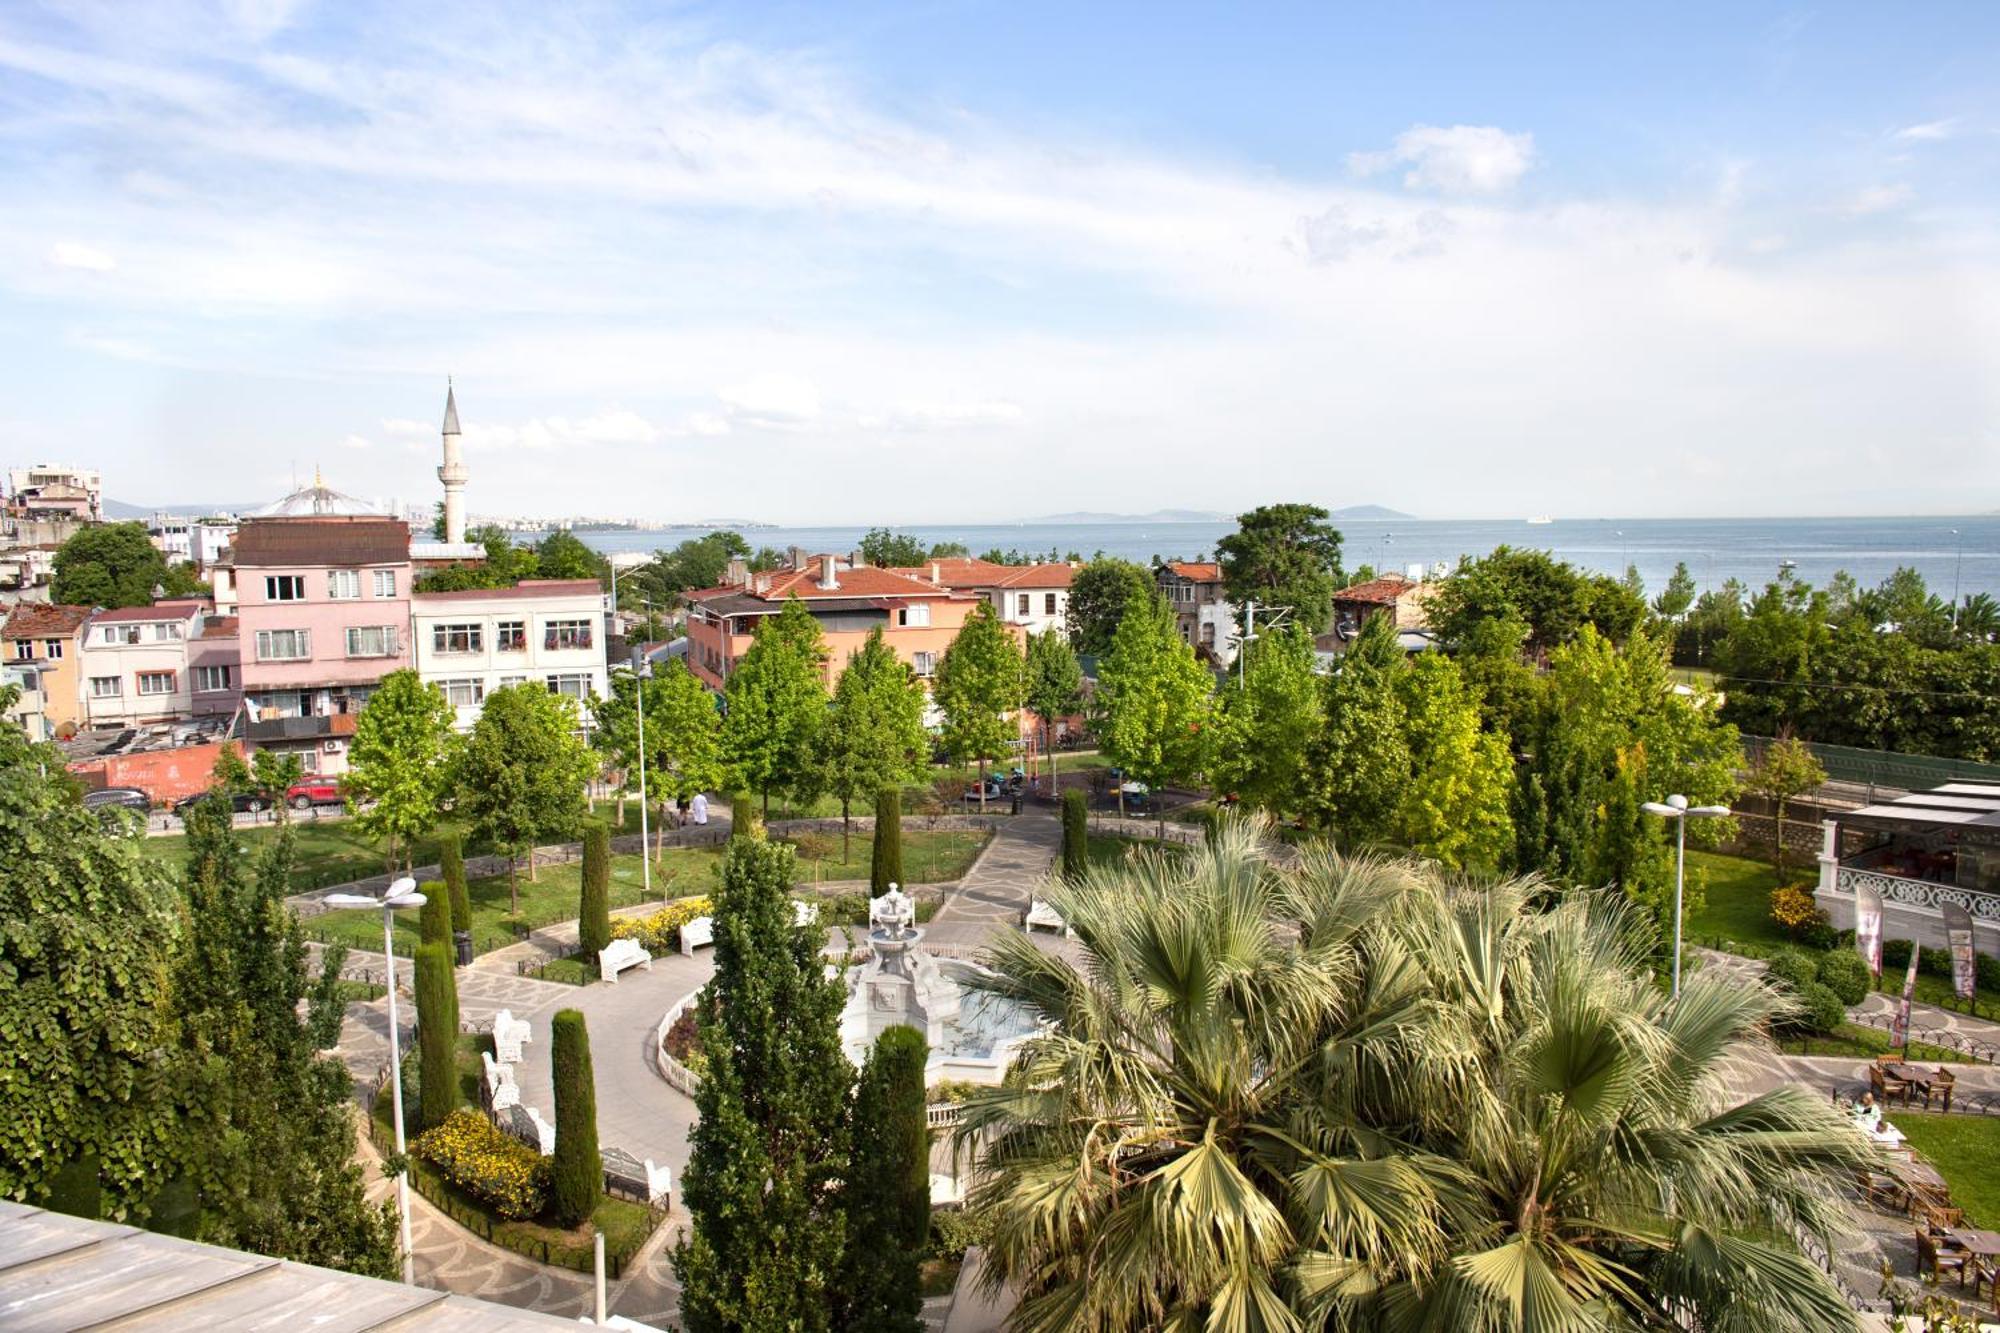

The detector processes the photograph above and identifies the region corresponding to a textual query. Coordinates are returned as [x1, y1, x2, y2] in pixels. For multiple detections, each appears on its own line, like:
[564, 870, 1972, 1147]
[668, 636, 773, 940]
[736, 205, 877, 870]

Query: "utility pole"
[1238, 600, 1256, 687]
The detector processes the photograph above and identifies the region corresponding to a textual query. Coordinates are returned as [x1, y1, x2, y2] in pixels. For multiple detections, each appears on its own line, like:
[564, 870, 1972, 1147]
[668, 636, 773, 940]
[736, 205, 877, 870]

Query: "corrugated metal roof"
[0, 1201, 582, 1330]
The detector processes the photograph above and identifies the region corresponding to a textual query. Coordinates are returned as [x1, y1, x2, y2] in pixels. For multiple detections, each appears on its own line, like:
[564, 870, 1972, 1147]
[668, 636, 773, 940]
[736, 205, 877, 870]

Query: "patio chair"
[1918, 1228, 1973, 1287]
[1858, 1168, 1905, 1212]
[1873, 1060, 1912, 1107]
[1917, 1198, 1965, 1231]
[1926, 1066, 1957, 1113]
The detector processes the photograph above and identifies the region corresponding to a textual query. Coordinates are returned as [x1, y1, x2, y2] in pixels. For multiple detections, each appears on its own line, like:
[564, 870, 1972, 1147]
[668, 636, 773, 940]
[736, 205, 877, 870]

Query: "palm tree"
[1958, 593, 2000, 644]
[955, 820, 1873, 1332]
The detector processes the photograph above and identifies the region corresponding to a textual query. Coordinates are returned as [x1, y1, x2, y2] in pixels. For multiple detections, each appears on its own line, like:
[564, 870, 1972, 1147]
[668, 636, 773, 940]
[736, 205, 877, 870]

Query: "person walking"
[690, 792, 708, 826]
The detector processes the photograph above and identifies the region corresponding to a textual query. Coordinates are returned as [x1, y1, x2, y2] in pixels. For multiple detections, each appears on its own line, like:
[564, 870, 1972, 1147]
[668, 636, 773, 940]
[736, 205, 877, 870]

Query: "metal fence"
[1743, 734, 2000, 794]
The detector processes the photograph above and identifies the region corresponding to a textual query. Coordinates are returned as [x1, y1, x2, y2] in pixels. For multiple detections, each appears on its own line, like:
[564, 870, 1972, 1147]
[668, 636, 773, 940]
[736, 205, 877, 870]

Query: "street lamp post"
[1641, 795, 1731, 999]
[636, 647, 653, 901]
[325, 876, 427, 1285]
[1951, 528, 1963, 630]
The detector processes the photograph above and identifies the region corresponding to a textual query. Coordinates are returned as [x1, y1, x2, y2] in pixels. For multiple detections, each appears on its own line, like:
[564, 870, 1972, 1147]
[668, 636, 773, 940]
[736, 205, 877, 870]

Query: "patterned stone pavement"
[923, 811, 1062, 953]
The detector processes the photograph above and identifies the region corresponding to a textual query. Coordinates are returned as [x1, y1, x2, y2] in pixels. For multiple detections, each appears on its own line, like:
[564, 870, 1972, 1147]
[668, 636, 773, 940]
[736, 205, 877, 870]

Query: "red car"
[286, 780, 345, 811]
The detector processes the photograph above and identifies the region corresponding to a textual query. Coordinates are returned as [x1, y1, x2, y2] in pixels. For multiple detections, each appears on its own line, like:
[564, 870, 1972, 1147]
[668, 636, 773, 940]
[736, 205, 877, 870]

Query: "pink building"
[231, 516, 413, 775]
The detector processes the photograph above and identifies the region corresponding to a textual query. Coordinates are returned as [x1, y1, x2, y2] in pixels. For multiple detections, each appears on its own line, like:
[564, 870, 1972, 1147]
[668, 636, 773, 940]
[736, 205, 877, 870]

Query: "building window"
[912, 651, 936, 677]
[1045, 593, 1058, 615]
[545, 672, 592, 700]
[10, 641, 28, 661]
[496, 620, 526, 652]
[150, 622, 182, 641]
[265, 575, 306, 602]
[497, 674, 528, 689]
[373, 569, 397, 598]
[897, 604, 931, 628]
[43, 638, 62, 659]
[137, 671, 175, 696]
[194, 665, 232, 693]
[543, 619, 593, 651]
[102, 624, 141, 645]
[1017, 594, 1030, 616]
[433, 623, 482, 654]
[89, 675, 121, 698]
[255, 629, 311, 661]
[346, 625, 398, 658]
[441, 678, 485, 708]
[327, 570, 361, 599]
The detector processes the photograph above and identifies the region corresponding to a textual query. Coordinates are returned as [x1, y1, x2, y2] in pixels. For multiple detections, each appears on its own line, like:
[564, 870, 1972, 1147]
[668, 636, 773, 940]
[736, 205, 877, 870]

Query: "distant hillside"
[104, 498, 260, 520]
[1328, 504, 1414, 520]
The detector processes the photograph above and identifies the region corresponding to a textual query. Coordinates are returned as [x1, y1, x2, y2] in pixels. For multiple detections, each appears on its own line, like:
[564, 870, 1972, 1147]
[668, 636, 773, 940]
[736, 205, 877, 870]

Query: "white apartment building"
[978, 563, 1075, 637]
[77, 600, 209, 727]
[410, 579, 610, 730]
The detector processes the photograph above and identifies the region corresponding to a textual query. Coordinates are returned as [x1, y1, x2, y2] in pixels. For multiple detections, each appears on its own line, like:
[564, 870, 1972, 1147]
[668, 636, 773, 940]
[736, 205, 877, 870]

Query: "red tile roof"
[198, 616, 239, 639]
[759, 566, 946, 599]
[1334, 575, 1422, 606]
[88, 600, 208, 624]
[987, 562, 1075, 590]
[1163, 561, 1223, 582]
[231, 516, 410, 567]
[885, 558, 1015, 588]
[2, 603, 90, 638]
[412, 579, 604, 602]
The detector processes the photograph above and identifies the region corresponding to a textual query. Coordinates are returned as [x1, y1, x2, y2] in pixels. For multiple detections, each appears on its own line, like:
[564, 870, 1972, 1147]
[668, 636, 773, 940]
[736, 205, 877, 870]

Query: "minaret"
[438, 379, 467, 544]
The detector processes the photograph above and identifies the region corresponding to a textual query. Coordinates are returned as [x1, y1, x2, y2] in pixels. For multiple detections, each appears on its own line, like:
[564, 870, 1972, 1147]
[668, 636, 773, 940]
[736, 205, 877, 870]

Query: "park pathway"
[924, 810, 1061, 952]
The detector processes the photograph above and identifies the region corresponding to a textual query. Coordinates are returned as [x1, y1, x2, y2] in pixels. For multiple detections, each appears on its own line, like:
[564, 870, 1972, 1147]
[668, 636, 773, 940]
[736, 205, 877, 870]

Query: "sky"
[1, 1, 1998, 524]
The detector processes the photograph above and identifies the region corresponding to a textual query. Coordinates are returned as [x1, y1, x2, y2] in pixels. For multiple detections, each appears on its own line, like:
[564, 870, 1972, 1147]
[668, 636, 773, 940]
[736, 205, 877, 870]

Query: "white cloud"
[1894, 119, 1958, 142]
[338, 433, 370, 450]
[1842, 183, 1914, 215]
[717, 374, 822, 427]
[856, 400, 1024, 432]
[1349, 125, 1536, 194]
[47, 240, 116, 272]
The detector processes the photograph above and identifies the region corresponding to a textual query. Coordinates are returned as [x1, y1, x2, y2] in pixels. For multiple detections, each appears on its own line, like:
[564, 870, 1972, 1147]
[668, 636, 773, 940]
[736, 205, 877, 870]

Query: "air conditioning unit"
[322, 739, 343, 753]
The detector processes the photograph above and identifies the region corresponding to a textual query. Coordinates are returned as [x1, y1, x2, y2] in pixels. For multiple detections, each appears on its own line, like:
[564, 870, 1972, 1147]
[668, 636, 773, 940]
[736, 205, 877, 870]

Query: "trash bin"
[454, 930, 473, 968]
[1010, 792, 1022, 816]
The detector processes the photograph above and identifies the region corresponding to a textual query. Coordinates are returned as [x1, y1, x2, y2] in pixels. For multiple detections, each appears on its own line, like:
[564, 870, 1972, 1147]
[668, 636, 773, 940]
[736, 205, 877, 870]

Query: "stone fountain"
[839, 883, 963, 1063]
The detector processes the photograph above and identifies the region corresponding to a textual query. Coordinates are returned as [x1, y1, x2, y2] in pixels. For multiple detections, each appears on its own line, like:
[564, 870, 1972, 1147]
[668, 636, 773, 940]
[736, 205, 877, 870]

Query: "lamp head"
[1640, 802, 1680, 818]
[1690, 804, 1732, 818]
[1667, 794, 1688, 811]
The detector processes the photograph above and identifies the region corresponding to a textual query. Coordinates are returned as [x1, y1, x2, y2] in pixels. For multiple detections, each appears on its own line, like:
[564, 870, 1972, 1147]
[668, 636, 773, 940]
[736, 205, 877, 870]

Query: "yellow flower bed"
[412, 1109, 550, 1221]
[611, 896, 713, 954]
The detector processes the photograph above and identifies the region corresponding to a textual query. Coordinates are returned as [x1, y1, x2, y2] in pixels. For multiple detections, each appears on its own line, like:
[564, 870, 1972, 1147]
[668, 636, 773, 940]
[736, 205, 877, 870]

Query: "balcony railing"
[1834, 864, 2000, 922]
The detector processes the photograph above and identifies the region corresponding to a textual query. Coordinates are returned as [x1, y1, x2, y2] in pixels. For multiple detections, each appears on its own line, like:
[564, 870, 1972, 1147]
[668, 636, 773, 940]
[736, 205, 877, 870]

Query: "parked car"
[286, 780, 344, 811]
[82, 786, 151, 814]
[174, 789, 274, 817]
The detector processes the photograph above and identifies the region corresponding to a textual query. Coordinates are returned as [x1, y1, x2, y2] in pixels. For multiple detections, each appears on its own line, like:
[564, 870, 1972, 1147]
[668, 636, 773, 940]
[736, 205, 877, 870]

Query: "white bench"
[1024, 898, 1071, 937]
[525, 1105, 556, 1156]
[482, 1050, 519, 1112]
[493, 1008, 533, 1064]
[679, 915, 715, 957]
[792, 900, 819, 928]
[599, 937, 652, 984]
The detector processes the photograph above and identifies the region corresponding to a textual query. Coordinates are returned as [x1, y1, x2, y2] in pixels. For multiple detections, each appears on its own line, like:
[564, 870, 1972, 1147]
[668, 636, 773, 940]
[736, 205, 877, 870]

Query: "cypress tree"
[414, 941, 459, 1130]
[871, 787, 903, 895]
[674, 837, 851, 1332]
[1061, 788, 1089, 881]
[837, 1025, 931, 1332]
[418, 886, 452, 949]
[550, 1008, 601, 1228]
[440, 832, 472, 935]
[578, 818, 612, 961]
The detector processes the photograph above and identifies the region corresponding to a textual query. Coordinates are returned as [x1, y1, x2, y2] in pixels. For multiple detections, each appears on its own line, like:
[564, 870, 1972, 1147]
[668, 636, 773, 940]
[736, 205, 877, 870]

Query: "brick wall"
[70, 740, 234, 805]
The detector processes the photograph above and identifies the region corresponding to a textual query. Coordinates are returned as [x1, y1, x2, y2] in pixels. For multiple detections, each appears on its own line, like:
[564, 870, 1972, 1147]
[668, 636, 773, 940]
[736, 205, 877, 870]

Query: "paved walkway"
[924, 811, 1061, 952]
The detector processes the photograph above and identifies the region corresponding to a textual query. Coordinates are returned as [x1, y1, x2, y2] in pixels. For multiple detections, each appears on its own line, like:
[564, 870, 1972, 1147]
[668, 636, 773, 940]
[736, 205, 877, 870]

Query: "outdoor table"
[1884, 1064, 1934, 1106]
[1890, 1158, 1951, 1213]
[1946, 1229, 2000, 1259]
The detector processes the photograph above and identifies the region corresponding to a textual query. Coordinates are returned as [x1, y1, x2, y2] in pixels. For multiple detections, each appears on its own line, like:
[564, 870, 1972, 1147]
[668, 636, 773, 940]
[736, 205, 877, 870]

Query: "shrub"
[414, 941, 459, 1130]
[789, 832, 836, 866]
[1790, 982, 1848, 1037]
[927, 1078, 979, 1106]
[441, 832, 472, 935]
[413, 1109, 551, 1221]
[1980, 954, 2000, 994]
[419, 886, 452, 948]
[1768, 885, 1824, 939]
[1883, 938, 1913, 970]
[550, 1009, 601, 1228]
[609, 896, 713, 955]
[1762, 948, 1817, 995]
[1061, 789, 1088, 882]
[928, 1207, 993, 1261]
[1798, 915, 1838, 951]
[578, 819, 611, 962]
[1816, 949, 1870, 1006]
[872, 788, 903, 894]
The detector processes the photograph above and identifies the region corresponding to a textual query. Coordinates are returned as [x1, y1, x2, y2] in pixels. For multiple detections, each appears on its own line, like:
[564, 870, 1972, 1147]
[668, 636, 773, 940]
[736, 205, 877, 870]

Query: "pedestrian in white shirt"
[691, 792, 708, 826]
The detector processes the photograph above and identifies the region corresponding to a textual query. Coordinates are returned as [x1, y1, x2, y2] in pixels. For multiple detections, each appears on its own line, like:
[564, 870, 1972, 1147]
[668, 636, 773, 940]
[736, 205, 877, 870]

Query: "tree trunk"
[527, 842, 538, 883]
[763, 789, 770, 820]
[1045, 721, 1057, 796]
[842, 796, 851, 860]
[508, 854, 519, 915]
[979, 757, 988, 813]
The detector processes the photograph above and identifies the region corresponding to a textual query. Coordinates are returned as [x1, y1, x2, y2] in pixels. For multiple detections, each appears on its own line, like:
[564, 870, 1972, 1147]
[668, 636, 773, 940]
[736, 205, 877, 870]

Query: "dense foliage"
[454, 682, 595, 906]
[550, 1009, 602, 1228]
[414, 941, 459, 1130]
[837, 1025, 931, 1333]
[51, 521, 203, 608]
[815, 628, 929, 851]
[343, 670, 458, 872]
[872, 788, 903, 894]
[578, 818, 612, 961]
[1214, 502, 1344, 632]
[720, 598, 828, 816]
[1065, 558, 1155, 656]
[934, 600, 1024, 806]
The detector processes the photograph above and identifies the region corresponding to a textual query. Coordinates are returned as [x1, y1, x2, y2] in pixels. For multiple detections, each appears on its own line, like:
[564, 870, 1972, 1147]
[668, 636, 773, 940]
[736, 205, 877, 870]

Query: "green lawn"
[1682, 849, 1793, 956]
[1778, 1023, 1960, 1064]
[1890, 1113, 2000, 1230]
[307, 829, 988, 958]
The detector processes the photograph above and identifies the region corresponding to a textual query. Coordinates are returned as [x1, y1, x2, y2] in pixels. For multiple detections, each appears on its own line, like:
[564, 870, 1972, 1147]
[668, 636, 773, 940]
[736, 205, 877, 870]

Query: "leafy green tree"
[872, 788, 903, 894]
[455, 683, 595, 910]
[592, 659, 725, 860]
[1588, 747, 1677, 943]
[1302, 614, 1410, 845]
[533, 530, 610, 583]
[1092, 592, 1213, 836]
[550, 1009, 602, 1228]
[629, 532, 751, 606]
[171, 802, 399, 1273]
[210, 742, 255, 797]
[934, 601, 1024, 810]
[1653, 560, 1698, 621]
[816, 628, 928, 856]
[413, 941, 459, 1129]
[1215, 502, 1344, 632]
[0, 754, 182, 1215]
[858, 528, 931, 567]
[720, 599, 828, 818]
[344, 670, 458, 872]
[412, 524, 544, 592]
[1065, 558, 1155, 655]
[1022, 628, 1083, 792]
[578, 818, 612, 960]
[1745, 733, 1827, 875]
[1210, 622, 1320, 817]
[1061, 788, 1089, 881]
[51, 522, 181, 608]
[957, 827, 1872, 1330]
[1710, 574, 1829, 737]
[439, 832, 471, 936]
[837, 1025, 930, 1333]
[1430, 545, 1646, 655]
[250, 749, 304, 824]
[1392, 652, 1514, 872]
[674, 837, 851, 1333]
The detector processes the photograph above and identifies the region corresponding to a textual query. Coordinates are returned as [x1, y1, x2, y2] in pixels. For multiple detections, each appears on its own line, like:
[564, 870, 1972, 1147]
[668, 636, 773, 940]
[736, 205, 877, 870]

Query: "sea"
[562, 514, 2000, 603]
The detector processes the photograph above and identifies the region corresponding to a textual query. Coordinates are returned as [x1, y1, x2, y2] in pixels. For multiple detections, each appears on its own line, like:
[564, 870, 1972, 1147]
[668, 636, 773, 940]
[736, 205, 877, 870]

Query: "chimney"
[849, 548, 867, 568]
[755, 572, 771, 595]
[789, 545, 808, 571]
[929, 561, 941, 586]
[819, 554, 840, 591]
[725, 557, 748, 587]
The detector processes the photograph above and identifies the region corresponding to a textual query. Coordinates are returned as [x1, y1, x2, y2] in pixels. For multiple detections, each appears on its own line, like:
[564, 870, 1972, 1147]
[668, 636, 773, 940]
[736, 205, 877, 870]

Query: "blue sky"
[1, 1, 1996, 522]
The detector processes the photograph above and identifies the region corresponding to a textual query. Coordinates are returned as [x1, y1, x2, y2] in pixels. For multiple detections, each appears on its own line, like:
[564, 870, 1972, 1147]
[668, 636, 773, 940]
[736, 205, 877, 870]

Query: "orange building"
[2, 602, 90, 736]
[684, 554, 1014, 692]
